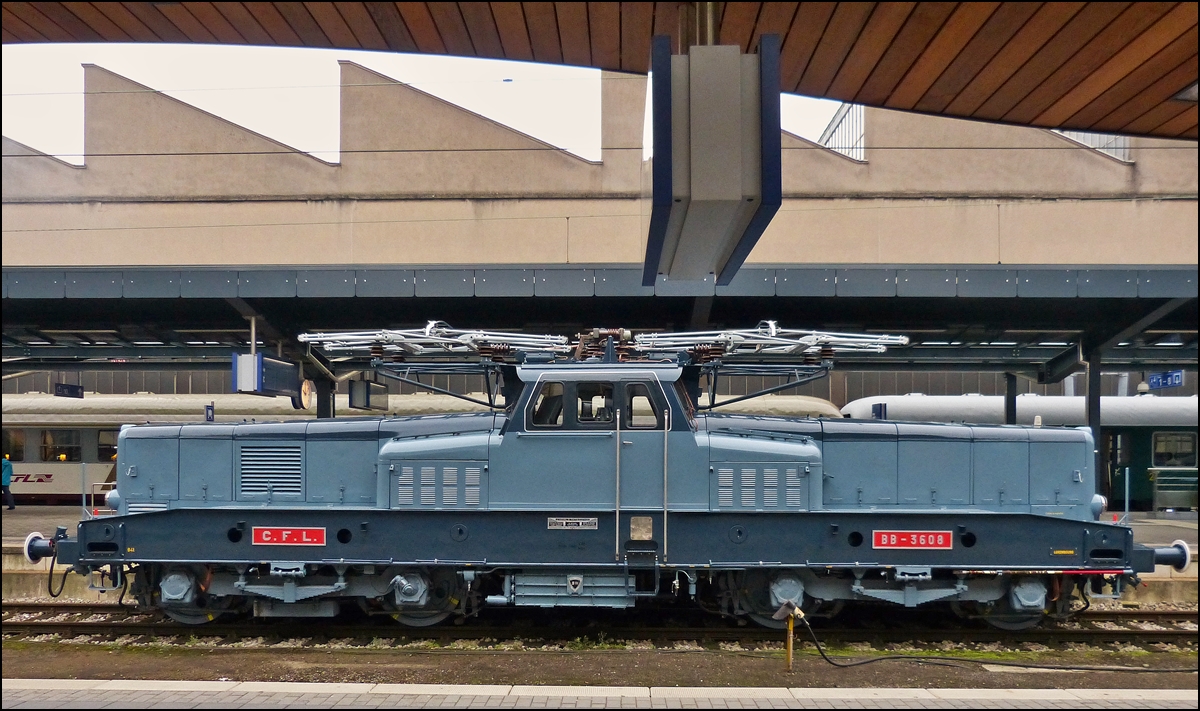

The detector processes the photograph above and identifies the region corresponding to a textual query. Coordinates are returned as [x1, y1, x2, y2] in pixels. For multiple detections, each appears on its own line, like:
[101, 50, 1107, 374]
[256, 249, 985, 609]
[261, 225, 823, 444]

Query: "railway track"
[3, 603, 1196, 646]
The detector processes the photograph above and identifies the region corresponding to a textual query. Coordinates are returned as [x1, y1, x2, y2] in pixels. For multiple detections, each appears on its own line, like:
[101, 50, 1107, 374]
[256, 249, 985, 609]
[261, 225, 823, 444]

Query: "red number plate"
[252, 527, 326, 546]
[872, 530, 953, 550]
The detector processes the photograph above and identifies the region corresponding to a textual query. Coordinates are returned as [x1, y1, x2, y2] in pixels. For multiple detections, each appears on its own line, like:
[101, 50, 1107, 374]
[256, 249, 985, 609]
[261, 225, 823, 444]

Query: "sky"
[2, 43, 843, 166]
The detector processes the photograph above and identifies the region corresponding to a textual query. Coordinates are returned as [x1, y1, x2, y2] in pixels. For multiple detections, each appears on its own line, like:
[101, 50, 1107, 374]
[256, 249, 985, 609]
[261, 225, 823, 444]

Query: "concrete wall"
[2, 62, 1196, 270]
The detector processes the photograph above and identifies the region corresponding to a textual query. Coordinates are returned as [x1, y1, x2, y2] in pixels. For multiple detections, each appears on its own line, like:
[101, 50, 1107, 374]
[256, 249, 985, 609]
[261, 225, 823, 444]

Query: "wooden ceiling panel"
[797, 2, 875, 97]
[491, 3, 534, 61]
[1003, 2, 1178, 125]
[361, 2, 418, 52]
[854, 2, 956, 106]
[974, 2, 1130, 121]
[396, 3, 445, 54]
[334, 2, 391, 50]
[273, 2, 333, 47]
[1152, 103, 1197, 134]
[779, 2, 836, 92]
[1100, 53, 1198, 129]
[720, 1, 761, 53]
[30, 1, 102, 41]
[210, 3, 276, 45]
[1, 7, 48, 41]
[523, 2, 562, 62]
[944, 2, 1082, 115]
[5, 2, 78, 42]
[426, 2, 474, 55]
[60, 2, 131, 42]
[459, 2, 505, 58]
[154, 2, 219, 43]
[182, 2, 249, 44]
[886, 2, 999, 110]
[1037, 4, 1196, 126]
[3, 1, 1195, 139]
[620, 1, 653, 71]
[1068, 29, 1196, 127]
[912, 2, 1041, 113]
[748, 0, 795, 54]
[554, 1, 590, 65]
[588, 2, 620, 70]
[827, 2, 913, 101]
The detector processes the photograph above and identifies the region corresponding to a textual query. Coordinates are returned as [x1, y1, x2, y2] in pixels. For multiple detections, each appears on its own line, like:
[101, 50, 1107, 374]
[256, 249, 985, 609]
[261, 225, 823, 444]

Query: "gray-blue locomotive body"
[31, 358, 1190, 629]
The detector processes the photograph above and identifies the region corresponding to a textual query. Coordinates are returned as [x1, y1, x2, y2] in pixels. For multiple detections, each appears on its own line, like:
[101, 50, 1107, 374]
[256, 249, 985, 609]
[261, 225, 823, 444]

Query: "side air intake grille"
[239, 445, 303, 496]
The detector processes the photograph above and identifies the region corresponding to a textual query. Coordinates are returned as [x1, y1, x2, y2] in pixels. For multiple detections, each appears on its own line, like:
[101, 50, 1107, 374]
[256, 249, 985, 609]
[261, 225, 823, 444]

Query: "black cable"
[46, 549, 68, 599]
[117, 567, 130, 608]
[796, 615, 1197, 673]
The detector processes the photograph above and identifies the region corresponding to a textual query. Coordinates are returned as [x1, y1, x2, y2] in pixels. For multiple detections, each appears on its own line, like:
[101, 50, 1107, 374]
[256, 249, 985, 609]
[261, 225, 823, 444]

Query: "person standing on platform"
[2, 454, 14, 510]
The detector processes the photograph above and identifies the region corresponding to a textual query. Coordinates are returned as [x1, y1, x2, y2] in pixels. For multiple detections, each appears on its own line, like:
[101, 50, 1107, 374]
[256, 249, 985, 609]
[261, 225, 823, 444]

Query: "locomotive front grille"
[239, 445, 303, 497]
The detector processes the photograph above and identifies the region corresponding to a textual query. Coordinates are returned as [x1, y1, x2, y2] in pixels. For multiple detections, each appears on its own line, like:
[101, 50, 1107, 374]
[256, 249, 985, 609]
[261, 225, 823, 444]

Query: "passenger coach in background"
[24, 323, 1192, 631]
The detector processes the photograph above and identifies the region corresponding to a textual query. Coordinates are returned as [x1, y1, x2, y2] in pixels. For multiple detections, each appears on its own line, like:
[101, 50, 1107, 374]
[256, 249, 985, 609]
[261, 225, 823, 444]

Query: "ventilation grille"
[239, 445, 302, 496]
[393, 461, 485, 509]
[714, 463, 808, 511]
[127, 502, 169, 514]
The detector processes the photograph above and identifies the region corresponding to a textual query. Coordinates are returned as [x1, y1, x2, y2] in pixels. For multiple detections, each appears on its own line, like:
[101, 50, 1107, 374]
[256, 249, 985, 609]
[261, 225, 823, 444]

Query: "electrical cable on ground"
[796, 615, 1197, 673]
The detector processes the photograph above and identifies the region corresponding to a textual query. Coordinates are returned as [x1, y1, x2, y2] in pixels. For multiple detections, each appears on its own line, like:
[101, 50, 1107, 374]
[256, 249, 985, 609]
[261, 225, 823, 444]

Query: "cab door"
[489, 379, 617, 509]
[617, 381, 668, 511]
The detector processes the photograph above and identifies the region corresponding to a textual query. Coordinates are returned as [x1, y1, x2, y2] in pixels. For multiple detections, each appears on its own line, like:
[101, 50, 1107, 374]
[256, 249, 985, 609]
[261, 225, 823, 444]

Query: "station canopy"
[3, 2, 1197, 139]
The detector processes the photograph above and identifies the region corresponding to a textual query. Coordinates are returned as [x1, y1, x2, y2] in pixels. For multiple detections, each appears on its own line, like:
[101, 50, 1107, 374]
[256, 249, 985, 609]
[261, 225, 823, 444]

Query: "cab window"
[1153, 432, 1197, 468]
[3, 429, 24, 462]
[624, 383, 663, 430]
[98, 430, 120, 462]
[41, 429, 81, 462]
[575, 382, 614, 427]
[529, 381, 565, 428]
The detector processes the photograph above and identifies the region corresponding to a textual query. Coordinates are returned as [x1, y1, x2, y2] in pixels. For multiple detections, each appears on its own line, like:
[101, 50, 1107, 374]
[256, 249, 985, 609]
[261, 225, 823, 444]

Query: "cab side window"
[624, 383, 663, 430]
[529, 381, 565, 428]
[576, 382, 614, 427]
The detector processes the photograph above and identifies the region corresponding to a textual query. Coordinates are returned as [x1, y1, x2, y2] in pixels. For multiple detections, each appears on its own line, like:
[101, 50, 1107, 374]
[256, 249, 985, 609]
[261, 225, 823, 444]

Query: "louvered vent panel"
[420, 467, 436, 484]
[443, 486, 458, 505]
[127, 502, 169, 514]
[443, 467, 458, 486]
[399, 466, 414, 485]
[717, 467, 734, 507]
[421, 486, 436, 505]
[786, 488, 804, 507]
[786, 467, 802, 487]
[465, 487, 480, 505]
[763, 487, 778, 507]
[741, 468, 756, 507]
[465, 467, 481, 486]
[397, 486, 414, 505]
[239, 445, 302, 496]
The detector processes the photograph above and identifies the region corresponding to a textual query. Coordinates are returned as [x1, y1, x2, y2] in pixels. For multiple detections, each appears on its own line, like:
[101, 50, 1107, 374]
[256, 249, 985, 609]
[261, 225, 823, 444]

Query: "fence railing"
[1053, 130, 1132, 162]
[818, 103, 865, 161]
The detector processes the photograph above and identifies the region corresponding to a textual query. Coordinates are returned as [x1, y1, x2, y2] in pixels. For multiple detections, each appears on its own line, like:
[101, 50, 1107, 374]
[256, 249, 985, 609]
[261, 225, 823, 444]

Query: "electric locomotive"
[25, 322, 1191, 630]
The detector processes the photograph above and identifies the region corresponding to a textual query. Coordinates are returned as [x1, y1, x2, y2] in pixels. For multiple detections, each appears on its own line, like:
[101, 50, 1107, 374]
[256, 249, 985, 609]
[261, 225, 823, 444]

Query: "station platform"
[2, 680, 1197, 709]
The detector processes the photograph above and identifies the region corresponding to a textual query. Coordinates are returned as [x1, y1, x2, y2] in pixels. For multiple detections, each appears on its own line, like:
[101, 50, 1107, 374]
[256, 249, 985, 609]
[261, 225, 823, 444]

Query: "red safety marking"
[251, 527, 326, 546]
[872, 530, 953, 550]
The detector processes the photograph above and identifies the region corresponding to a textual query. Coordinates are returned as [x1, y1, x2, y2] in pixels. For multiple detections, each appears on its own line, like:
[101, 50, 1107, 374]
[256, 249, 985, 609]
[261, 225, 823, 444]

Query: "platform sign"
[53, 383, 84, 399]
[232, 352, 300, 397]
[1147, 370, 1184, 390]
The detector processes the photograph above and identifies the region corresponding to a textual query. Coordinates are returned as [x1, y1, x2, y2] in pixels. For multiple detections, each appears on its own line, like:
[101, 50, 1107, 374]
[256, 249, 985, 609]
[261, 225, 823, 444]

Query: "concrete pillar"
[600, 71, 646, 192]
[1004, 373, 1017, 425]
